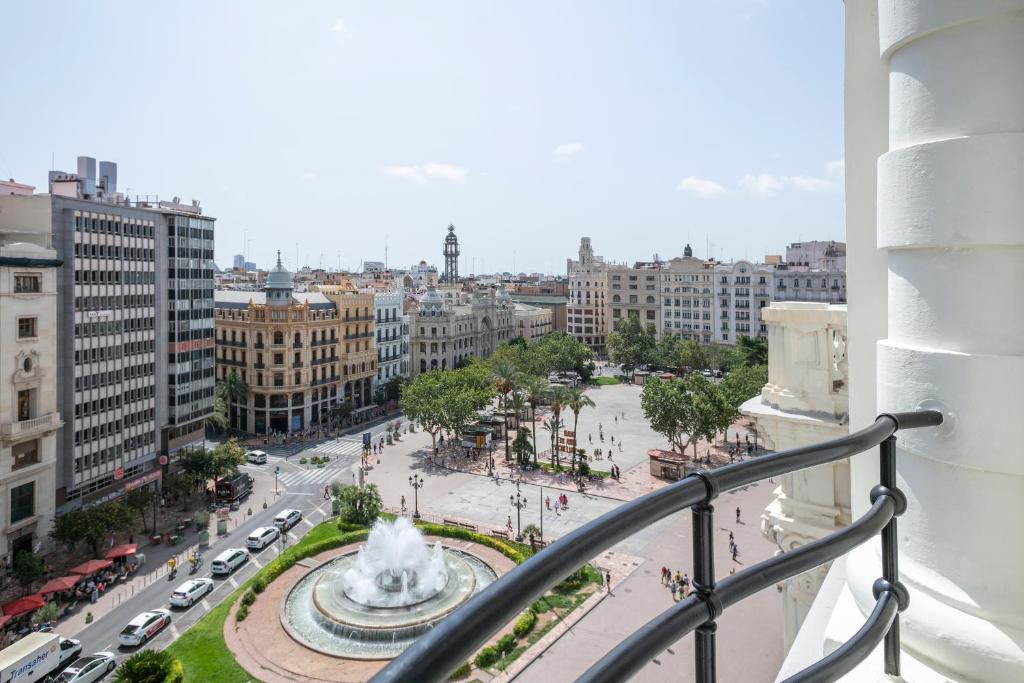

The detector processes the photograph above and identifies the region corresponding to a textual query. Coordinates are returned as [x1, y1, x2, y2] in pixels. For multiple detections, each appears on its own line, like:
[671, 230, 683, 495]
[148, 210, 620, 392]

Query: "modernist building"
[214, 255, 345, 433]
[607, 261, 662, 336]
[409, 285, 514, 375]
[566, 237, 608, 357]
[511, 302, 553, 342]
[0, 229, 62, 563]
[0, 157, 212, 508]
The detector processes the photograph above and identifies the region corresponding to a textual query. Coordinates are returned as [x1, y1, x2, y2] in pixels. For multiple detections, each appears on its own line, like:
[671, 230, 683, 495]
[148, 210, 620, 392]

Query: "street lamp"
[510, 488, 528, 542]
[408, 474, 423, 519]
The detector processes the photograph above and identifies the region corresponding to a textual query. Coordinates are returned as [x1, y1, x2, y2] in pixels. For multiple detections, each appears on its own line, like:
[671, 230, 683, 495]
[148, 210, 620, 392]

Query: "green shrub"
[113, 649, 180, 683]
[414, 522, 529, 564]
[512, 610, 537, 638]
[449, 661, 471, 680]
[299, 457, 308, 465]
[240, 590, 256, 607]
[251, 576, 267, 594]
[474, 645, 499, 668]
[13, 552, 44, 586]
[554, 565, 592, 593]
[235, 604, 249, 622]
[337, 520, 364, 532]
[578, 461, 591, 476]
[33, 602, 60, 625]
[496, 633, 517, 655]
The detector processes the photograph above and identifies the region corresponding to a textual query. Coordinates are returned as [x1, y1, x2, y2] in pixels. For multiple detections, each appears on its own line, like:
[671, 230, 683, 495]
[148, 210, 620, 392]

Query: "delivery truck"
[0, 632, 81, 682]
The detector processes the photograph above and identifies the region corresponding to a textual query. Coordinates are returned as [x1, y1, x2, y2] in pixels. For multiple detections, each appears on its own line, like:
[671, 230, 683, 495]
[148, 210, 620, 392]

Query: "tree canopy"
[607, 316, 657, 377]
[640, 373, 733, 455]
[401, 366, 495, 448]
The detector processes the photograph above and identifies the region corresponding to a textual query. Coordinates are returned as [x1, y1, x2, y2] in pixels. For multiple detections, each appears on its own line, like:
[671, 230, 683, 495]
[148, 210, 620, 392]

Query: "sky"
[0, 0, 845, 275]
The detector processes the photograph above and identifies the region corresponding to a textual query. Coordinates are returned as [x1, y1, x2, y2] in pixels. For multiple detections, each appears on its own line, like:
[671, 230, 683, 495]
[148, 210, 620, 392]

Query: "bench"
[442, 519, 479, 533]
[490, 530, 510, 540]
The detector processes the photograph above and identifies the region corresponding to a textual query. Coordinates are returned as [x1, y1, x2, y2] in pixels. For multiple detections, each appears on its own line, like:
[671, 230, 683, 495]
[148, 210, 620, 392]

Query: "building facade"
[512, 302, 553, 342]
[658, 251, 716, 344]
[409, 285, 514, 375]
[317, 283, 377, 412]
[0, 232, 62, 563]
[214, 255, 344, 433]
[714, 260, 773, 344]
[607, 261, 662, 337]
[566, 237, 608, 357]
[373, 289, 408, 388]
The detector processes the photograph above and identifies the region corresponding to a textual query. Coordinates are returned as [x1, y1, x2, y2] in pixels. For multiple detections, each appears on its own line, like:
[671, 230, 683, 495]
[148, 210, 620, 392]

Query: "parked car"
[51, 652, 116, 683]
[245, 450, 268, 465]
[273, 509, 302, 531]
[211, 548, 249, 576]
[170, 578, 215, 608]
[246, 526, 280, 551]
[117, 609, 171, 647]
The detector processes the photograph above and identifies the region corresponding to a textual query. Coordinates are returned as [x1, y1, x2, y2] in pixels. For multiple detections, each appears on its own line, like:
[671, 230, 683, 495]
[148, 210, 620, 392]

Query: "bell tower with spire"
[443, 224, 460, 283]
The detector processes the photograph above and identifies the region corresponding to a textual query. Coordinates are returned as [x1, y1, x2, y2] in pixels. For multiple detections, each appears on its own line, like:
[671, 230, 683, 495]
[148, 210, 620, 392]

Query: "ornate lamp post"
[510, 488, 528, 542]
[408, 474, 424, 519]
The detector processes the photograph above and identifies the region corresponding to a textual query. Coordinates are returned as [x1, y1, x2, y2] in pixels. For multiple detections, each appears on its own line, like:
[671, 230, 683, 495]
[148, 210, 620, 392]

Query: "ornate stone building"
[409, 285, 514, 376]
[566, 237, 608, 357]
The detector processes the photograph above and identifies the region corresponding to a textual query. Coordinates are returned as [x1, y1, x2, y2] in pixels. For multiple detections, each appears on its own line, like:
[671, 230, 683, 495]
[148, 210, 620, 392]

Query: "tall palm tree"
[205, 391, 229, 432]
[548, 385, 570, 470]
[541, 417, 562, 469]
[490, 358, 520, 461]
[218, 371, 249, 432]
[522, 376, 549, 466]
[565, 387, 596, 474]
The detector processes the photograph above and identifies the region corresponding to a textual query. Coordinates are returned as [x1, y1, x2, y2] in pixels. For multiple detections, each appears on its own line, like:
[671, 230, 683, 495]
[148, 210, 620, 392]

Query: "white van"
[210, 548, 249, 576]
[245, 450, 268, 465]
[273, 509, 302, 531]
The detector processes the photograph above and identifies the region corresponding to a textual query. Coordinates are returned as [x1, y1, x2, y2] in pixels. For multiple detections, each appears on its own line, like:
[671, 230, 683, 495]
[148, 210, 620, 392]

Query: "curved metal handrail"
[373, 410, 941, 683]
[576, 494, 898, 683]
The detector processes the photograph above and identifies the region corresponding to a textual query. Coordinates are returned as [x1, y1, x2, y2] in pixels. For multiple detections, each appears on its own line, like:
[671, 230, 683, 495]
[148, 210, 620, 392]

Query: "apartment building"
[317, 283, 377, 415]
[373, 288, 408, 387]
[0, 228, 62, 562]
[714, 261, 774, 343]
[0, 157, 213, 508]
[512, 302, 553, 342]
[659, 249, 717, 344]
[566, 237, 608, 357]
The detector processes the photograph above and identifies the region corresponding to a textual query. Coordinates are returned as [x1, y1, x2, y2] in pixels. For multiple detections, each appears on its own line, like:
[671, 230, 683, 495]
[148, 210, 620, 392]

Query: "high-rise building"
[0, 227, 63, 561]
[566, 237, 608, 357]
[0, 156, 214, 509]
[232, 254, 245, 270]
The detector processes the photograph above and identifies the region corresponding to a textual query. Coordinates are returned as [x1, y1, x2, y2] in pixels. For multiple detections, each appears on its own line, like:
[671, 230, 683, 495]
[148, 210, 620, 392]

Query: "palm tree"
[565, 387, 596, 474]
[219, 371, 249, 432]
[522, 376, 549, 466]
[541, 417, 562, 469]
[548, 385, 570, 470]
[490, 358, 520, 461]
[205, 391, 229, 432]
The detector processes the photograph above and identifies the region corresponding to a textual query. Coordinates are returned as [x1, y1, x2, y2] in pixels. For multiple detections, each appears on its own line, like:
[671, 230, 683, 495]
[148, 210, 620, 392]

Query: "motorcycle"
[188, 555, 203, 575]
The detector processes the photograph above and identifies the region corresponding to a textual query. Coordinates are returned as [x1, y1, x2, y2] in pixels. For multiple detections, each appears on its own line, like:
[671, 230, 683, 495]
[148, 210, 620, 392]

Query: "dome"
[495, 284, 511, 308]
[266, 250, 292, 289]
[419, 286, 445, 314]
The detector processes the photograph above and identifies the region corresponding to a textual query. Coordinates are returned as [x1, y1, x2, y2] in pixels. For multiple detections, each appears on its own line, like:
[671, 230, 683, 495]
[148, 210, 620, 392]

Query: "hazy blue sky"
[0, 1, 844, 275]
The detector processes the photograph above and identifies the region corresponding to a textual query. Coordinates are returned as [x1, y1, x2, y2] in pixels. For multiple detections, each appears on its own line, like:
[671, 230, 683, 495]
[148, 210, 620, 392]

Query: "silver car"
[52, 652, 116, 682]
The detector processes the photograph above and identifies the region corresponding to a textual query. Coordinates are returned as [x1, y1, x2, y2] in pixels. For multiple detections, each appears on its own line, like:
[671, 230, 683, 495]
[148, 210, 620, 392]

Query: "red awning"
[38, 576, 82, 595]
[2, 594, 45, 617]
[104, 543, 138, 560]
[69, 559, 113, 576]
[0, 614, 12, 629]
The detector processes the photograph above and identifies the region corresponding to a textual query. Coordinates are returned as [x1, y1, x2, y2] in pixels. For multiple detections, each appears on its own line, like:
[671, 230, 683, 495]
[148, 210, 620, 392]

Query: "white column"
[859, 2, 1024, 679]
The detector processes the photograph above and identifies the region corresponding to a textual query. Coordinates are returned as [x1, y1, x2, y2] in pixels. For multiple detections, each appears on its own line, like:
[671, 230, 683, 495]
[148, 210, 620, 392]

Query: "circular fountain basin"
[282, 545, 497, 659]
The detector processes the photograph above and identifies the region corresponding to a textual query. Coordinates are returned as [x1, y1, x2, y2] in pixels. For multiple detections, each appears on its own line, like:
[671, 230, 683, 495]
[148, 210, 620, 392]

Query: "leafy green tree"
[50, 502, 134, 556]
[521, 375, 549, 466]
[113, 649, 181, 683]
[338, 483, 384, 526]
[217, 371, 249, 432]
[33, 602, 60, 624]
[607, 316, 656, 379]
[125, 487, 158, 533]
[735, 335, 769, 367]
[490, 357, 521, 461]
[511, 427, 534, 468]
[401, 372, 447, 450]
[333, 399, 355, 426]
[565, 387, 596, 473]
[13, 552, 44, 586]
[719, 364, 768, 414]
[535, 332, 594, 378]
[640, 374, 732, 456]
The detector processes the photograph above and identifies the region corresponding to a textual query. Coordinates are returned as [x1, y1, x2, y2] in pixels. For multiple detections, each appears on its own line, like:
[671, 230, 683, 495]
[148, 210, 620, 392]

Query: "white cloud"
[384, 163, 467, 185]
[826, 159, 845, 179]
[677, 176, 727, 198]
[554, 142, 584, 157]
[299, 171, 317, 182]
[739, 173, 785, 198]
[423, 163, 467, 183]
[330, 18, 352, 38]
[788, 175, 832, 191]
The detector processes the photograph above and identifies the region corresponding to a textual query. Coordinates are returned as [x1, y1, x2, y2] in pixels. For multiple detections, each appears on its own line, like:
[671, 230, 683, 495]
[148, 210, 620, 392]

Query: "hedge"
[475, 645, 500, 668]
[413, 522, 530, 564]
[512, 610, 537, 638]
[496, 633, 517, 655]
[449, 661, 471, 680]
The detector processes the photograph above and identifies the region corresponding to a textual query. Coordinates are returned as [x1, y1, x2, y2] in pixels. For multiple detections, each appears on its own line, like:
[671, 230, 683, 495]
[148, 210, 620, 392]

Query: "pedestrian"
[589, 434, 592, 443]
[730, 567, 736, 575]
[732, 544, 739, 562]
[323, 485, 329, 500]
[554, 500, 560, 515]
[605, 570, 612, 593]
[670, 580, 678, 601]
[674, 570, 681, 585]
[545, 496, 551, 510]
[736, 507, 741, 523]
[682, 572, 690, 593]
[729, 530, 734, 544]
[615, 415, 618, 423]
[661, 566, 668, 585]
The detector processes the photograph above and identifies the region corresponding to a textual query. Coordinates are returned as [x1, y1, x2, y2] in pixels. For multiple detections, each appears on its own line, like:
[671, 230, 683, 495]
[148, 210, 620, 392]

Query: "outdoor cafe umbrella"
[2, 594, 45, 617]
[38, 576, 82, 596]
[103, 544, 137, 560]
[68, 559, 113, 576]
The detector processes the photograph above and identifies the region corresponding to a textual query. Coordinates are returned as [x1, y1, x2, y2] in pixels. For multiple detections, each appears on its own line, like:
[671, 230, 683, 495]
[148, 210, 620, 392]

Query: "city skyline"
[0, 1, 844, 274]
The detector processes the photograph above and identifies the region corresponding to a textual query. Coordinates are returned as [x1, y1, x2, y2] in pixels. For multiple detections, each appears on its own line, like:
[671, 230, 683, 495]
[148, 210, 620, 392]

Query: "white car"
[210, 548, 249, 576]
[117, 609, 171, 647]
[273, 508, 302, 531]
[52, 652, 116, 683]
[245, 450, 268, 464]
[170, 578, 214, 608]
[246, 526, 280, 550]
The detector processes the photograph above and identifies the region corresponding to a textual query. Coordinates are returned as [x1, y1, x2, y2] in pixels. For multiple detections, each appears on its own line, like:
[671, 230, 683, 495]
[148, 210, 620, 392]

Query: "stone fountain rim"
[278, 540, 497, 661]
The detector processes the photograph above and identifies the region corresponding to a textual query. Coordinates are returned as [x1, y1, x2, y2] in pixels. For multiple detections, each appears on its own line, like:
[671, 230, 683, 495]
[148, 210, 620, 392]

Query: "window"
[12, 440, 39, 470]
[17, 390, 32, 421]
[10, 482, 34, 523]
[14, 275, 40, 293]
[17, 318, 36, 339]
[273, 331, 284, 345]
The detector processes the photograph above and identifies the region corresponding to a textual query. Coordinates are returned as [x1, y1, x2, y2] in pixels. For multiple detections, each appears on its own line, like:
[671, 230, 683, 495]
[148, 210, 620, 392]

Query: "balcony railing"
[1, 412, 62, 440]
[374, 410, 943, 683]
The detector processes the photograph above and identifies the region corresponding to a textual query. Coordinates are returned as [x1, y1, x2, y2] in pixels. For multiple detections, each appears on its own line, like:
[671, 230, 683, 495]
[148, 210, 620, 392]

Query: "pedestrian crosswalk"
[276, 466, 351, 488]
[310, 439, 365, 457]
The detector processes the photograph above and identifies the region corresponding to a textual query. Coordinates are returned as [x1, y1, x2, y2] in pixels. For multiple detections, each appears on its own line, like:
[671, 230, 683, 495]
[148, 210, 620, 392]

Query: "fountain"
[281, 517, 498, 659]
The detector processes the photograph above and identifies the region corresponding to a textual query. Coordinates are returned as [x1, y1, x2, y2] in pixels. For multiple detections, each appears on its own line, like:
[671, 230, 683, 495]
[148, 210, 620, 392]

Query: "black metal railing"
[373, 410, 942, 683]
